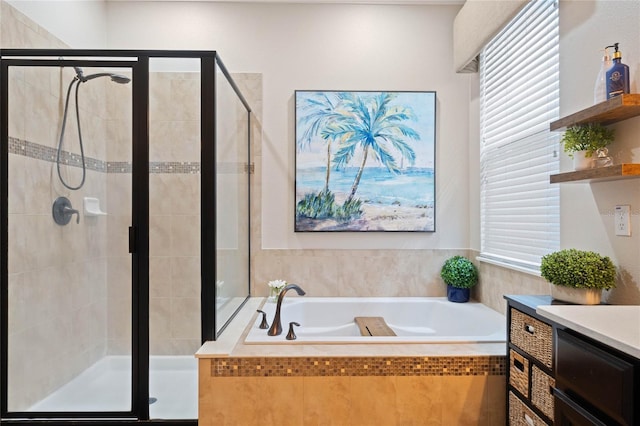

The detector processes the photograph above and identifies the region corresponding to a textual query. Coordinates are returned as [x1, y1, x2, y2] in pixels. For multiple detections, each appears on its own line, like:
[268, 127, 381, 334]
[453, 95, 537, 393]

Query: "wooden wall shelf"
[550, 163, 640, 183]
[550, 94, 640, 131]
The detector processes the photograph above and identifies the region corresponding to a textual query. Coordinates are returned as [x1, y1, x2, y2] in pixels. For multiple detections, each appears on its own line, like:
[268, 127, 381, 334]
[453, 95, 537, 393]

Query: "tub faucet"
[267, 284, 306, 336]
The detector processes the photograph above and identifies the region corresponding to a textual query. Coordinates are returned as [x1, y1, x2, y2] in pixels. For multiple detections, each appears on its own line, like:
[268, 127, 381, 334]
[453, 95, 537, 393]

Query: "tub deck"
[197, 297, 506, 358]
[196, 298, 507, 425]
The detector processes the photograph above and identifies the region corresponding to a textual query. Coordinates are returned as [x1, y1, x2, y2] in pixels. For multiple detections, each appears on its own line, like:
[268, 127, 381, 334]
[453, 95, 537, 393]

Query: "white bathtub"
[244, 297, 506, 344]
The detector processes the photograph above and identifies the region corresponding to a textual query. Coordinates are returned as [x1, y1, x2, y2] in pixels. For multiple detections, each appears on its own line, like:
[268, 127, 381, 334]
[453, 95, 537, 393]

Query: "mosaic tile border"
[9, 136, 106, 172]
[210, 355, 506, 378]
[8, 137, 201, 174]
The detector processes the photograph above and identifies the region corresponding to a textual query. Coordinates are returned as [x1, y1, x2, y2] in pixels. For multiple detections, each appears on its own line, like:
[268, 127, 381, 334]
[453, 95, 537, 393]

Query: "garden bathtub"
[245, 297, 506, 344]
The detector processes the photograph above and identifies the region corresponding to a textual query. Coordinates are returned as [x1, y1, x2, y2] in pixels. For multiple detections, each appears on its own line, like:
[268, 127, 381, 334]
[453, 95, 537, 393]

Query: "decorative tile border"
[9, 136, 106, 172]
[8, 136, 201, 174]
[210, 355, 506, 378]
[149, 161, 200, 174]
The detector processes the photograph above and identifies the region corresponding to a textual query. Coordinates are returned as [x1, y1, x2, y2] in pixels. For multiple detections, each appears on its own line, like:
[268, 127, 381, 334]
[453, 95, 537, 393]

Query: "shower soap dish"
[84, 197, 107, 216]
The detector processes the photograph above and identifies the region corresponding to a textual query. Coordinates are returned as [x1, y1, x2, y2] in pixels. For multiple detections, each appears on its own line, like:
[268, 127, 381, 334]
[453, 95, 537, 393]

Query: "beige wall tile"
[149, 214, 172, 256]
[303, 376, 351, 425]
[149, 74, 173, 122]
[349, 376, 398, 425]
[170, 215, 200, 257]
[107, 214, 132, 256]
[150, 297, 172, 342]
[150, 174, 173, 215]
[487, 375, 506, 426]
[24, 81, 58, 148]
[395, 376, 443, 425]
[170, 297, 200, 339]
[107, 337, 132, 356]
[476, 259, 550, 315]
[107, 256, 131, 300]
[201, 377, 304, 426]
[171, 174, 200, 215]
[106, 173, 132, 216]
[259, 377, 305, 425]
[8, 71, 26, 141]
[253, 249, 467, 298]
[441, 376, 490, 426]
[149, 120, 200, 162]
[106, 78, 132, 121]
[107, 295, 131, 342]
[106, 118, 132, 162]
[169, 78, 200, 121]
[171, 256, 200, 298]
[150, 256, 172, 297]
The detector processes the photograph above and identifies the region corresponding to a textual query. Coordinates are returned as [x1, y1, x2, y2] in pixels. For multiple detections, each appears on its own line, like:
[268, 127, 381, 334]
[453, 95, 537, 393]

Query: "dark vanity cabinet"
[506, 295, 556, 425]
[554, 328, 638, 425]
[506, 295, 640, 426]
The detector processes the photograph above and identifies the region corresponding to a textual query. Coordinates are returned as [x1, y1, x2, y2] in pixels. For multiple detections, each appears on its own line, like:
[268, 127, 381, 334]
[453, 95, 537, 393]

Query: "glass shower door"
[147, 57, 201, 420]
[5, 62, 134, 415]
[214, 58, 251, 336]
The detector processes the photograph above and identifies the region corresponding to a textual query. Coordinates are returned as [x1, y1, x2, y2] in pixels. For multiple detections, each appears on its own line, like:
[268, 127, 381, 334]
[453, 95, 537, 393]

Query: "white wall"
[6, 0, 108, 48]
[558, 0, 640, 304]
[105, 1, 471, 250]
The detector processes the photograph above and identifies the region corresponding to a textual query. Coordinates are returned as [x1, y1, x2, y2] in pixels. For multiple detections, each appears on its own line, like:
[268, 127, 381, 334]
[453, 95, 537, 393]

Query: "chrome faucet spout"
[267, 284, 306, 336]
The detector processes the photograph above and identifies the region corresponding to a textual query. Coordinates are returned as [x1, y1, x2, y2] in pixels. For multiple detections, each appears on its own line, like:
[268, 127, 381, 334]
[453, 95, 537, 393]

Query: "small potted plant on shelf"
[440, 255, 478, 303]
[540, 248, 616, 305]
[561, 123, 615, 170]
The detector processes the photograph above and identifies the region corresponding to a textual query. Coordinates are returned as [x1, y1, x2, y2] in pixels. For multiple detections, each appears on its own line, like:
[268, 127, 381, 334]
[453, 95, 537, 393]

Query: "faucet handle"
[286, 322, 300, 340]
[256, 310, 270, 329]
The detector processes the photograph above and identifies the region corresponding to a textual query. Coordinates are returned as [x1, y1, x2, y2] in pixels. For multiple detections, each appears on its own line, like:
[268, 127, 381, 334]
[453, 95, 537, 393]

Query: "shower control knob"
[52, 197, 80, 225]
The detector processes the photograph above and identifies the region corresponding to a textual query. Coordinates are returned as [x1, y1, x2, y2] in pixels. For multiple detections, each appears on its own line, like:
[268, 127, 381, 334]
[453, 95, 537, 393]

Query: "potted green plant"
[561, 123, 615, 170]
[440, 255, 478, 303]
[540, 249, 616, 305]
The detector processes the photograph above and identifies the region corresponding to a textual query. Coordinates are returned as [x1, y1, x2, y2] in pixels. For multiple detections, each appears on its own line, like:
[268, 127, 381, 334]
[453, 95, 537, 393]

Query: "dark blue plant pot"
[447, 285, 470, 303]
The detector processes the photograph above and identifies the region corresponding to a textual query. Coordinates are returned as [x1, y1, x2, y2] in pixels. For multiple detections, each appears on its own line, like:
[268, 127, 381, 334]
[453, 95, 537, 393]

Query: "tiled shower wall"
[1, 1, 233, 406]
[3, 2, 110, 409]
[147, 71, 202, 355]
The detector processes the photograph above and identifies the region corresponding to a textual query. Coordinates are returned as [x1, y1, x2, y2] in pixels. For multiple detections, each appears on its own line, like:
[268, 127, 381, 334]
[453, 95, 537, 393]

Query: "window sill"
[476, 255, 541, 277]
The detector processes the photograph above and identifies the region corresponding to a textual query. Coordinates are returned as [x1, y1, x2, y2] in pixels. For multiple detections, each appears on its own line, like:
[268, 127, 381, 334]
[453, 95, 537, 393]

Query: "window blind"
[479, 0, 559, 273]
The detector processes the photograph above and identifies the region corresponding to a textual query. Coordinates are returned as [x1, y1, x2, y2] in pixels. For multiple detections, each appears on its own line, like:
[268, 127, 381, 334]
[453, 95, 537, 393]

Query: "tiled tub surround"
[197, 299, 507, 426]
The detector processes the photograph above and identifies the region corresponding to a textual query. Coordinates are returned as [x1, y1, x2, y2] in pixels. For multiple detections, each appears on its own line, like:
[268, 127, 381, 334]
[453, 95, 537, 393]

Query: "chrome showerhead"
[109, 74, 131, 84]
[73, 66, 131, 84]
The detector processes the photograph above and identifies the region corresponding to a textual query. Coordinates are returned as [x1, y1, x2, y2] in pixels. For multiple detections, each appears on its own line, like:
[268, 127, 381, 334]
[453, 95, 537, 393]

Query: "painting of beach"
[295, 90, 436, 232]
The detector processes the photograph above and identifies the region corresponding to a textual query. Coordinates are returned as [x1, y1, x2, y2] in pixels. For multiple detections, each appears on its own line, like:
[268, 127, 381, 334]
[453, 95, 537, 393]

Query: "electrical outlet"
[615, 205, 631, 236]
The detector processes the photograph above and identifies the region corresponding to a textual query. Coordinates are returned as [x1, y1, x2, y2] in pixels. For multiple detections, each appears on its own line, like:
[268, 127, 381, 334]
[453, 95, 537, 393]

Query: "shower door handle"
[129, 226, 136, 254]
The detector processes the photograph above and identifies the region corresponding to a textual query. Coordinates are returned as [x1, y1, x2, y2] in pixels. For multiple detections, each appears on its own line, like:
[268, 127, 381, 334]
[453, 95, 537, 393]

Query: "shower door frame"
[0, 49, 250, 425]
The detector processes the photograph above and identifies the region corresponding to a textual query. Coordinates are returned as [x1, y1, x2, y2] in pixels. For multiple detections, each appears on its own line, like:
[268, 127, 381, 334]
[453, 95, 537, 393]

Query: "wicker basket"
[532, 365, 555, 420]
[510, 308, 553, 368]
[509, 391, 548, 426]
[509, 349, 530, 398]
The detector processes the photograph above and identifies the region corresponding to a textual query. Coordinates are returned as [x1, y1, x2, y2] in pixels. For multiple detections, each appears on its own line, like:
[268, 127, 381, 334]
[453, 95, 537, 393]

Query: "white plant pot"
[550, 285, 602, 305]
[573, 150, 594, 171]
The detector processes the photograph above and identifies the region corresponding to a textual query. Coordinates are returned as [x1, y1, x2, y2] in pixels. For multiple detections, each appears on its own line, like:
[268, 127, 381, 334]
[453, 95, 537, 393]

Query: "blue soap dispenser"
[605, 43, 630, 99]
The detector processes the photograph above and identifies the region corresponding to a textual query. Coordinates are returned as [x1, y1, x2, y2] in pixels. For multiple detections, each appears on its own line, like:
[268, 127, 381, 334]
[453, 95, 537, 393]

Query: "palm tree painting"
[295, 90, 436, 232]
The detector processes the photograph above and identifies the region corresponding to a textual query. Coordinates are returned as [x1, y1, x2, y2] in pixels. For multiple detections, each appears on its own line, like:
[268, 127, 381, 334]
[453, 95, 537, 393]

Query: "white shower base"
[29, 355, 197, 420]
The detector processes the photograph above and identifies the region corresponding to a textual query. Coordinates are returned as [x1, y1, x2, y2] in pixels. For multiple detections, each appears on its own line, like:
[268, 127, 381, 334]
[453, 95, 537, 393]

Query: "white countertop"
[536, 305, 640, 359]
